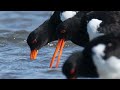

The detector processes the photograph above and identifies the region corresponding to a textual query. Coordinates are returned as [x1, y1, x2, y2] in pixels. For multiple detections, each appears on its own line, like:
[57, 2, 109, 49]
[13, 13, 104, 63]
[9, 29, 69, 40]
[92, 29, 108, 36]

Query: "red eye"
[70, 69, 75, 75]
[32, 39, 37, 44]
[60, 30, 66, 33]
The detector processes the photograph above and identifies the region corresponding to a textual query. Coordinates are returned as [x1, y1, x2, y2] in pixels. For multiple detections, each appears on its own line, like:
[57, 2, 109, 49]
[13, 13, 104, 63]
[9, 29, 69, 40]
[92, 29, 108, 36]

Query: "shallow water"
[0, 11, 84, 79]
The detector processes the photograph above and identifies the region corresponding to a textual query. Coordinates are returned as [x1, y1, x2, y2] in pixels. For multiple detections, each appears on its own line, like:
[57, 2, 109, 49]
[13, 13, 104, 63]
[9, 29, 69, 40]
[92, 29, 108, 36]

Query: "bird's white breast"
[87, 19, 104, 40]
[92, 44, 120, 79]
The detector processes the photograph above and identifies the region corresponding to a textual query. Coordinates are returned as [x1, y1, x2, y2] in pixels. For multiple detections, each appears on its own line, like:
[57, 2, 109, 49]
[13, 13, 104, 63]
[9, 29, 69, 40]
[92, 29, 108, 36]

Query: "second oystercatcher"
[62, 32, 120, 79]
[50, 11, 120, 68]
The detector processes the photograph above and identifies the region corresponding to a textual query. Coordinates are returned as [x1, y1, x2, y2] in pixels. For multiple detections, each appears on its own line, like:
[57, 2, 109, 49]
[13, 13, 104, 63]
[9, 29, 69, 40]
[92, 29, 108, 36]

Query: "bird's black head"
[56, 18, 73, 40]
[56, 11, 95, 47]
[62, 51, 83, 79]
[27, 30, 45, 51]
[27, 11, 62, 60]
[56, 16, 90, 47]
[62, 50, 99, 79]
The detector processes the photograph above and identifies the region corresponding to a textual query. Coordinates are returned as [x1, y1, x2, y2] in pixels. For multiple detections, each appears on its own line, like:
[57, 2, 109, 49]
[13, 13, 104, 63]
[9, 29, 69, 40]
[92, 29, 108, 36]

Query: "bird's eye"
[32, 39, 37, 44]
[60, 30, 66, 34]
[108, 43, 112, 47]
[70, 69, 75, 75]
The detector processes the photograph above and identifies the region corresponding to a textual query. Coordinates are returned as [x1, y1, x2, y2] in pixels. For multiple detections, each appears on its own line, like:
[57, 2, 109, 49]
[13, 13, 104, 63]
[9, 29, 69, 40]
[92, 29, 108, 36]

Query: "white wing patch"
[92, 44, 106, 57]
[60, 11, 78, 21]
[92, 44, 120, 79]
[87, 19, 104, 40]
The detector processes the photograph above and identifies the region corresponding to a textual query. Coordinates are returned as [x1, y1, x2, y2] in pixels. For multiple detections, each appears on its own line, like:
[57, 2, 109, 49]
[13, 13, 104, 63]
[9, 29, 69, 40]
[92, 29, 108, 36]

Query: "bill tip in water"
[30, 49, 38, 60]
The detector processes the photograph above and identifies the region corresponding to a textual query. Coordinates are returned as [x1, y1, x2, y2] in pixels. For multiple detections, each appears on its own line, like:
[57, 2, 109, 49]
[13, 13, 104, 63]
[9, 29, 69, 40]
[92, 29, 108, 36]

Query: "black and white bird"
[57, 11, 120, 45]
[52, 11, 120, 68]
[62, 32, 120, 79]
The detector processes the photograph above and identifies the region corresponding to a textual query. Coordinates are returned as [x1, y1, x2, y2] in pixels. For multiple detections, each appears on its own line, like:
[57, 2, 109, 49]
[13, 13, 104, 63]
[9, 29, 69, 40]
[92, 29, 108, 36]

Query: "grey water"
[0, 11, 84, 79]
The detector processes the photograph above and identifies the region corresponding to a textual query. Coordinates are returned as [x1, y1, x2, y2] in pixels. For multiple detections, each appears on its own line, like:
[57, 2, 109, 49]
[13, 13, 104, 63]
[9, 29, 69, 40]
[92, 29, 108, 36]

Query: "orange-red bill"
[56, 39, 65, 68]
[49, 39, 65, 68]
[30, 49, 38, 60]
